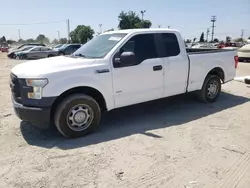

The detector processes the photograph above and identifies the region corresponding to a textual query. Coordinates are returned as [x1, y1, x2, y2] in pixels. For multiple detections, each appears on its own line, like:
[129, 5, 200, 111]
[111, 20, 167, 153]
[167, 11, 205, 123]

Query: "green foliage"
[36, 34, 50, 44]
[6, 40, 17, 44]
[226, 36, 232, 42]
[70, 25, 94, 44]
[199, 32, 205, 42]
[141, 20, 152, 28]
[51, 39, 59, 44]
[26, 38, 36, 43]
[118, 11, 152, 29]
[0, 36, 6, 42]
[59, 38, 68, 44]
[213, 38, 219, 43]
[233, 38, 244, 42]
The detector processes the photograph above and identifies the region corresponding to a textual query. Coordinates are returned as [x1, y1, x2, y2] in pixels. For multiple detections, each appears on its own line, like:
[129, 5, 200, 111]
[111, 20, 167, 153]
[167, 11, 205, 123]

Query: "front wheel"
[197, 75, 221, 103]
[54, 94, 101, 138]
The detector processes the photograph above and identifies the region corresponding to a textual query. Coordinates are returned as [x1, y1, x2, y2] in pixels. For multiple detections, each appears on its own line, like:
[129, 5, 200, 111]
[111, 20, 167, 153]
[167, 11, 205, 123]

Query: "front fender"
[42, 73, 114, 110]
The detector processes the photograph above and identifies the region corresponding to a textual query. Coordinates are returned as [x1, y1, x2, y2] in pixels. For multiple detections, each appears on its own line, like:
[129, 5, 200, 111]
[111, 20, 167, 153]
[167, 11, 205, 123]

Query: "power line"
[0, 20, 66, 26]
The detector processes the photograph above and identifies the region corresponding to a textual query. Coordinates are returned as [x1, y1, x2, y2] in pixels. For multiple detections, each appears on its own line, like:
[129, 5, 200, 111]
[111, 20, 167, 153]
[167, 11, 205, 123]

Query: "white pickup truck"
[10, 29, 238, 138]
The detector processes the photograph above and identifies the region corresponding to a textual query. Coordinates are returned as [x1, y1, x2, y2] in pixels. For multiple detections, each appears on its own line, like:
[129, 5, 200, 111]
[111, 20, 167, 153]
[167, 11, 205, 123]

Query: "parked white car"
[10, 28, 238, 138]
[237, 44, 250, 62]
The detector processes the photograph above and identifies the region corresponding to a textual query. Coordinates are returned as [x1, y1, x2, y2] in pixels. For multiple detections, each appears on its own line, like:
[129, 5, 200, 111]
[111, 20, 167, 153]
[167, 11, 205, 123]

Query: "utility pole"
[57, 31, 60, 41]
[18, 29, 21, 40]
[241, 29, 244, 42]
[67, 19, 70, 43]
[140, 10, 146, 21]
[211, 15, 216, 42]
[99, 24, 102, 33]
[140, 10, 146, 28]
[206, 28, 210, 42]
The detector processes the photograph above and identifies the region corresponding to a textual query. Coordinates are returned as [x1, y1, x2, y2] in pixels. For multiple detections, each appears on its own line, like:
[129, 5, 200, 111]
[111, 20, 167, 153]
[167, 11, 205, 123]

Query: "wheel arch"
[206, 67, 225, 83]
[50, 86, 107, 120]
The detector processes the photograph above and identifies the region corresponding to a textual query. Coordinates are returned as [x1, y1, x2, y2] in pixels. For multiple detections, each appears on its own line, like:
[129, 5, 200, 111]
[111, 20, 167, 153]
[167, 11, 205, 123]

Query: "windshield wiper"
[73, 53, 86, 57]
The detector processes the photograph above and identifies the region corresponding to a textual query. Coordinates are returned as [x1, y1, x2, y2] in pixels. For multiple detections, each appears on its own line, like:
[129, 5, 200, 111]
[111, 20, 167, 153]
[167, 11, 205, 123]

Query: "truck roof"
[103, 28, 179, 35]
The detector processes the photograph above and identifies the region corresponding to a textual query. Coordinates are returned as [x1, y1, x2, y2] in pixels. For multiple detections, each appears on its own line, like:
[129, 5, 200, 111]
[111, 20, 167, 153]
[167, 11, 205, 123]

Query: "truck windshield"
[73, 33, 127, 58]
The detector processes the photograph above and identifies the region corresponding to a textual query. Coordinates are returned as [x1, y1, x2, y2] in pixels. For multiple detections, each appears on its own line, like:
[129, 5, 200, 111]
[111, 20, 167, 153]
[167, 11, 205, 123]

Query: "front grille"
[10, 73, 22, 103]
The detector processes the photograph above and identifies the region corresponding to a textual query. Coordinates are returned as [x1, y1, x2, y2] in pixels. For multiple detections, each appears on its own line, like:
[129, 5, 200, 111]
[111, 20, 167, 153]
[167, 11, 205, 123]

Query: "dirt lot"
[0, 52, 250, 188]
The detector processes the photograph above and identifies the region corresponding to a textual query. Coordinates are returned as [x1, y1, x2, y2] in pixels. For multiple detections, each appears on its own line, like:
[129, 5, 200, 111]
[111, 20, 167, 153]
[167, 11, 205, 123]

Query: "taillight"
[234, 55, 238, 68]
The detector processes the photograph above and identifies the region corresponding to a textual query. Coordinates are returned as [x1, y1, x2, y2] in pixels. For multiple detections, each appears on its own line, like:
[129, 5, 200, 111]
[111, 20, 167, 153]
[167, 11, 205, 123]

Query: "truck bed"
[187, 49, 237, 92]
[186, 48, 236, 54]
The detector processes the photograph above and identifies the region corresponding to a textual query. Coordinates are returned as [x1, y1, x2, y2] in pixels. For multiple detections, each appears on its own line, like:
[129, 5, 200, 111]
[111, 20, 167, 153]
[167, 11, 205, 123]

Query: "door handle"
[153, 65, 163, 71]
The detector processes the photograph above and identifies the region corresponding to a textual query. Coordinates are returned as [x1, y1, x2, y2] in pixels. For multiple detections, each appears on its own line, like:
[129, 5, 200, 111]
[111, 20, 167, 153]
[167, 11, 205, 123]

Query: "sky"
[0, 0, 249, 41]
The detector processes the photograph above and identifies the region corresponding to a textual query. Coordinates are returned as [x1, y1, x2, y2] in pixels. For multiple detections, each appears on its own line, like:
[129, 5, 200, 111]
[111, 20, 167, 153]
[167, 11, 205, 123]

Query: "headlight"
[25, 79, 48, 99]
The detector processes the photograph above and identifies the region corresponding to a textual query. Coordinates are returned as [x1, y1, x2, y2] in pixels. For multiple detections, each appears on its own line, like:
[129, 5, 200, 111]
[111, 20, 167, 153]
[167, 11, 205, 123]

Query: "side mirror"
[119, 52, 136, 67]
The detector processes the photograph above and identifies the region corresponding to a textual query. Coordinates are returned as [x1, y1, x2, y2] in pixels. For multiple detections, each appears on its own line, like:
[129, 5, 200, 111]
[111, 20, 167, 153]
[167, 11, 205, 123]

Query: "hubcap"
[207, 80, 219, 98]
[67, 104, 94, 131]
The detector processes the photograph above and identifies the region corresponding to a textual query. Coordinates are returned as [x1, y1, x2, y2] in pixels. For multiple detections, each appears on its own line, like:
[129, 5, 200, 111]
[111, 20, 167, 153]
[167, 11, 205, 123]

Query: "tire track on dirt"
[218, 151, 250, 188]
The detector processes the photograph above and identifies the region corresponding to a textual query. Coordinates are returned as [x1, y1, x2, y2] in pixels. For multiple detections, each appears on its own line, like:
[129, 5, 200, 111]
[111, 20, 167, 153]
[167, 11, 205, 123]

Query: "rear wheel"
[54, 94, 101, 138]
[48, 54, 53, 58]
[197, 75, 221, 103]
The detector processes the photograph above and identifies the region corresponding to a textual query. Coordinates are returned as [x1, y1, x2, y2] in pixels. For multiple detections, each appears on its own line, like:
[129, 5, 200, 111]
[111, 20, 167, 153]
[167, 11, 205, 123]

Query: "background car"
[13, 46, 34, 59]
[8, 43, 45, 59]
[0, 42, 9, 52]
[53, 44, 63, 49]
[56, 44, 81, 55]
[16, 46, 59, 60]
[237, 44, 250, 62]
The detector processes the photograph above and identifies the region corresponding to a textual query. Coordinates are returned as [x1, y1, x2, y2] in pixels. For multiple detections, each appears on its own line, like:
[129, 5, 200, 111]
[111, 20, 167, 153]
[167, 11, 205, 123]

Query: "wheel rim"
[207, 80, 219, 99]
[66, 104, 94, 131]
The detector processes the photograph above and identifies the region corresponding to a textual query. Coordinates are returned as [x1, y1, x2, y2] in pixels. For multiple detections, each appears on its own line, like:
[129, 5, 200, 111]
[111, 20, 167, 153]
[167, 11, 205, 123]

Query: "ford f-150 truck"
[10, 29, 238, 138]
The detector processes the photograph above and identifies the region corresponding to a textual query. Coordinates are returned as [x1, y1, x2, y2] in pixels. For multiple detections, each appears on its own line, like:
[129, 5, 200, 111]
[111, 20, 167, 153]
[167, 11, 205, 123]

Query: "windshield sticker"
[109, 37, 122, 41]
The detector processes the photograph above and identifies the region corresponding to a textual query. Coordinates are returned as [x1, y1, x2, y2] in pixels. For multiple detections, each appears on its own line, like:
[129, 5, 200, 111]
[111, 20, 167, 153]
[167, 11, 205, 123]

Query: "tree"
[26, 38, 36, 43]
[141, 20, 152, 28]
[185, 39, 192, 43]
[70, 25, 94, 44]
[7, 39, 17, 44]
[118, 11, 141, 29]
[213, 38, 219, 43]
[226, 36, 231, 43]
[18, 39, 25, 43]
[233, 38, 244, 42]
[52, 39, 59, 44]
[248, 37, 250, 39]
[36, 34, 50, 44]
[59, 38, 68, 44]
[0, 36, 6, 42]
[199, 32, 205, 42]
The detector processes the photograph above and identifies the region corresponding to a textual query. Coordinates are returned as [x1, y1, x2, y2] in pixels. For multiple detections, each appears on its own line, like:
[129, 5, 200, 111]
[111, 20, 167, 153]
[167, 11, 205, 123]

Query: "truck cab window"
[162, 33, 180, 57]
[120, 34, 158, 64]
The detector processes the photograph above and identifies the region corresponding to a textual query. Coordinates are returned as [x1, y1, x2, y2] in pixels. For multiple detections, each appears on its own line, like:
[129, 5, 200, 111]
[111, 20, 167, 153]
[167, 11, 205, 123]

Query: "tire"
[48, 54, 53, 58]
[59, 52, 65, 56]
[54, 94, 101, 138]
[197, 75, 221, 103]
[22, 54, 27, 60]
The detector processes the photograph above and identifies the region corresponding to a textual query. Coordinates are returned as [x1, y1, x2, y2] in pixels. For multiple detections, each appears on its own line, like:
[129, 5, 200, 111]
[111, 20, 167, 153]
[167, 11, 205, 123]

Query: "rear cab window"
[161, 33, 180, 57]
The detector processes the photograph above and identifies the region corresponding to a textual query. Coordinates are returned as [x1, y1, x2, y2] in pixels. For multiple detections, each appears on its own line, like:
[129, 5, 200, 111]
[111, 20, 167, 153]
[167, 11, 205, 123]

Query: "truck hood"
[11, 56, 96, 78]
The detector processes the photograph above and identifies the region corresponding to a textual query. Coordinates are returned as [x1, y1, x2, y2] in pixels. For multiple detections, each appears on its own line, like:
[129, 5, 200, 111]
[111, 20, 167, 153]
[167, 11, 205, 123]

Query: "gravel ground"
[0, 52, 250, 188]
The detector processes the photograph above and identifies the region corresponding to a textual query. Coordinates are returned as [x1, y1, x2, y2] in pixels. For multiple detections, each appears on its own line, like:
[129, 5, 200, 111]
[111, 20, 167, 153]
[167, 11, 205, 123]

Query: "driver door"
[111, 33, 164, 108]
